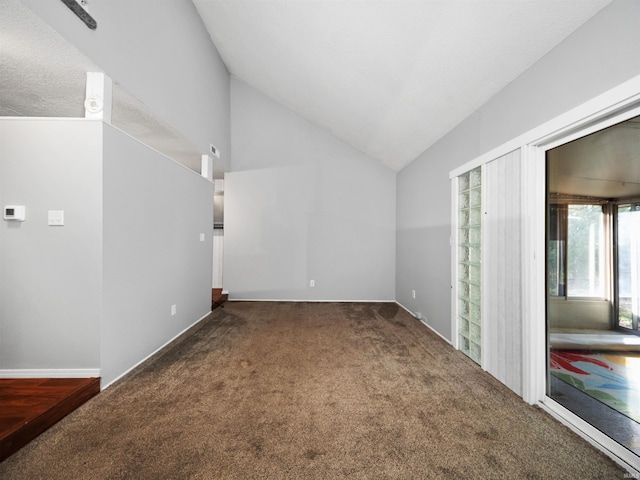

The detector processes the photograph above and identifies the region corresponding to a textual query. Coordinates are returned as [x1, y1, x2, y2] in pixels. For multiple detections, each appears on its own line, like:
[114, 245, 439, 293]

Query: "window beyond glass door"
[548, 203, 605, 299]
[617, 204, 640, 331]
[567, 205, 605, 298]
[548, 205, 567, 296]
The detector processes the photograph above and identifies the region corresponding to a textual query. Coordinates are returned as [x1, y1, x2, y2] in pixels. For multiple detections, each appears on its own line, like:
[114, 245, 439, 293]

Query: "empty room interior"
[1, 0, 639, 476]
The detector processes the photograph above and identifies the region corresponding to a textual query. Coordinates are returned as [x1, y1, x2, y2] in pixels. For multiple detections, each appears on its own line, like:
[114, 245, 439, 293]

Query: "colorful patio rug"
[550, 349, 640, 424]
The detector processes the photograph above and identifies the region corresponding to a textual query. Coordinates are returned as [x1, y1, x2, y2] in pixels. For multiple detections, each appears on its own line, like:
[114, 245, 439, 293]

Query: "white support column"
[85, 72, 112, 123]
[201, 155, 214, 182]
[450, 176, 459, 350]
[520, 144, 547, 405]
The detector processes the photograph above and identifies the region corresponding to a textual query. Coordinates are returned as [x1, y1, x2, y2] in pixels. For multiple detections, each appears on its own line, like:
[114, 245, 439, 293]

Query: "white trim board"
[541, 399, 640, 475]
[524, 98, 640, 406]
[0, 369, 100, 378]
[449, 74, 640, 179]
[101, 310, 212, 391]
[522, 89, 640, 469]
[397, 301, 453, 346]
[103, 122, 206, 179]
[450, 176, 459, 351]
[0, 116, 101, 123]
[520, 144, 547, 406]
[227, 298, 396, 303]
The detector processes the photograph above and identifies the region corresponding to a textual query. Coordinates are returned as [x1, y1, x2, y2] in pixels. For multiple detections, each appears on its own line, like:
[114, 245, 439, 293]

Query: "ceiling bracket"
[85, 72, 112, 122]
[60, 0, 97, 30]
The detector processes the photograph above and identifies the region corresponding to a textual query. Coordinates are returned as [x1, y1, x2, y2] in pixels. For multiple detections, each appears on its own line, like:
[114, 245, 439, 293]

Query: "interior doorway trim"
[522, 83, 640, 405]
[523, 80, 640, 474]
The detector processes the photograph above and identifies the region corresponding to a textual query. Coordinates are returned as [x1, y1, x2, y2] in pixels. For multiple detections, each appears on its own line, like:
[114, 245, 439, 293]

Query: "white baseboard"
[227, 298, 396, 303]
[0, 369, 100, 378]
[100, 310, 212, 391]
[396, 301, 453, 346]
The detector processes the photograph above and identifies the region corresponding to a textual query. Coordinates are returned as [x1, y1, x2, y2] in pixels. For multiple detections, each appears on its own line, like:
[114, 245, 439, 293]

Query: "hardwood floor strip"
[212, 288, 228, 310]
[0, 378, 100, 462]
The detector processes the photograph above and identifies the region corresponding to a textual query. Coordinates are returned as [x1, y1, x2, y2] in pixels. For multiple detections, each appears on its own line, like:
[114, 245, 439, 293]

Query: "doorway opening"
[545, 114, 640, 457]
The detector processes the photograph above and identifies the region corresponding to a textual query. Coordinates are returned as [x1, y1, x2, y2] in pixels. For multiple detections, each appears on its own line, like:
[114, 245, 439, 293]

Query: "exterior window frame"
[546, 197, 612, 303]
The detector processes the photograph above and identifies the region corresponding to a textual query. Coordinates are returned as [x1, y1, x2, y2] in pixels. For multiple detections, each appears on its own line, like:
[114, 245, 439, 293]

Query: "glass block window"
[458, 167, 481, 364]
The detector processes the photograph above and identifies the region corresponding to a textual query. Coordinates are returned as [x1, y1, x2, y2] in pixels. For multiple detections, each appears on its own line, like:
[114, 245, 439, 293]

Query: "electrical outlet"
[171, 304, 177, 316]
[310, 280, 315, 287]
[411, 289, 416, 299]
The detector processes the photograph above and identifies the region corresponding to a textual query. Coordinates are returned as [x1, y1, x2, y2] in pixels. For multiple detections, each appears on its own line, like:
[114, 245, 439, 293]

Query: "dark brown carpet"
[0, 302, 626, 479]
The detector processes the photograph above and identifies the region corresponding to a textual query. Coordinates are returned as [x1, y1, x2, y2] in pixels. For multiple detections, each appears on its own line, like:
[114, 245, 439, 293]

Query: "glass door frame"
[525, 106, 640, 473]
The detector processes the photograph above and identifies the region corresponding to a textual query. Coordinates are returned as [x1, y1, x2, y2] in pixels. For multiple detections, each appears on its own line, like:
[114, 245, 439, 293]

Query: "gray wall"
[0, 119, 102, 371]
[548, 299, 611, 330]
[225, 79, 395, 301]
[0, 119, 213, 384]
[101, 125, 213, 386]
[396, 0, 640, 340]
[21, 0, 231, 171]
[5, 0, 229, 384]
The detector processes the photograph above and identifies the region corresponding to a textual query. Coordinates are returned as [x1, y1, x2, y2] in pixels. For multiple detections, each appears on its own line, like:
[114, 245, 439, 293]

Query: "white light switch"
[200, 233, 205, 242]
[48, 210, 64, 226]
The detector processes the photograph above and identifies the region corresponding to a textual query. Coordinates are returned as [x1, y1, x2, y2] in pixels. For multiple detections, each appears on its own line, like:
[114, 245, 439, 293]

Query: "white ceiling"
[548, 115, 640, 199]
[0, 0, 204, 173]
[0, 0, 96, 118]
[1, 0, 619, 177]
[193, 0, 613, 171]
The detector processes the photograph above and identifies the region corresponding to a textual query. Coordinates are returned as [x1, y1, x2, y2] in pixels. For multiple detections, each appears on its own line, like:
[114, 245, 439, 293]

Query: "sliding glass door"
[545, 114, 640, 460]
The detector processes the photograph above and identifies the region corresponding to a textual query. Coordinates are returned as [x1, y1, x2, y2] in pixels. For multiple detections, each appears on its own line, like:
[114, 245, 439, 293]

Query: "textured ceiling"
[548, 116, 640, 199]
[0, 0, 95, 118]
[194, 0, 612, 171]
[1, 0, 618, 176]
[0, 0, 204, 173]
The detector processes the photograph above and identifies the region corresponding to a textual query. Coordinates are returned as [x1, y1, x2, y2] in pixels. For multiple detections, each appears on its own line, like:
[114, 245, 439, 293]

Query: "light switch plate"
[48, 210, 64, 226]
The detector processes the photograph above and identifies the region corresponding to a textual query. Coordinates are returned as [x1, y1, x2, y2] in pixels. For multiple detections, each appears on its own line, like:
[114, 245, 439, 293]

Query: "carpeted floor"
[0, 302, 628, 479]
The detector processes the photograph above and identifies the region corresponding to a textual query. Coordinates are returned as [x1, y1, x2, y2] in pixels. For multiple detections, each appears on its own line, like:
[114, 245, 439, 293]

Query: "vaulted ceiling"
[0, 0, 204, 172]
[1, 0, 616, 175]
[193, 0, 612, 171]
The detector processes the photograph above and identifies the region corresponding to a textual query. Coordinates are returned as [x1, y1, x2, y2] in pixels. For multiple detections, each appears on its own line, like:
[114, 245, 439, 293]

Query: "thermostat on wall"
[4, 205, 26, 221]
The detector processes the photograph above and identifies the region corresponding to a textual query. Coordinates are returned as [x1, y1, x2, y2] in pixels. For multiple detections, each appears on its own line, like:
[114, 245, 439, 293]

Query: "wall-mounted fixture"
[3, 205, 26, 221]
[60, 0, 97, 30]
[48, 210, 65, 226]
[210, 144, 221, 159]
